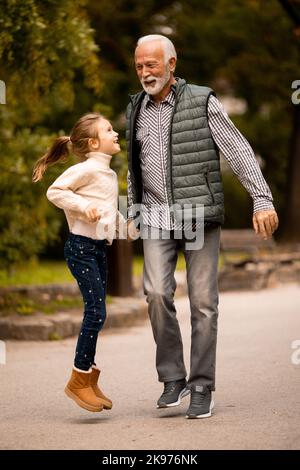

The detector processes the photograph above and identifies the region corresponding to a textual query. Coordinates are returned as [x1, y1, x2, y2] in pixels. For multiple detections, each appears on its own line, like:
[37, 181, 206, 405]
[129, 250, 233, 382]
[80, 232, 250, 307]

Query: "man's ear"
[169, 57, 177, 73]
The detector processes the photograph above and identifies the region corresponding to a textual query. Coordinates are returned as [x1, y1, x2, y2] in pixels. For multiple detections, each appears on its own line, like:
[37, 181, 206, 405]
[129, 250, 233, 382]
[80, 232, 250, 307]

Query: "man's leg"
[143, 229, 187, 383]
[182, 225, 221, 391]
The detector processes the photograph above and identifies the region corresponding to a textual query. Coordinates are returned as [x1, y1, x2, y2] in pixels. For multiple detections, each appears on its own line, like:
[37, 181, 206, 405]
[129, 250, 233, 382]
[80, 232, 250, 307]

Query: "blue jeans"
[64, 233, 107, 371]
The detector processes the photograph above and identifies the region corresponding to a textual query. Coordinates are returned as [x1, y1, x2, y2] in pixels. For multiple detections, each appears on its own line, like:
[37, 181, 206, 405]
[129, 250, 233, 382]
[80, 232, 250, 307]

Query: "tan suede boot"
[90, 366, 113, 410]
[65, 367, 104, 412]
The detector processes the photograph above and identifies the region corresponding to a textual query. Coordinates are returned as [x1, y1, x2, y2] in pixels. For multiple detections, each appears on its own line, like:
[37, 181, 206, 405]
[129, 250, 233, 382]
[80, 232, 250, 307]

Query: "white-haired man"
[126, 34, 279, 418]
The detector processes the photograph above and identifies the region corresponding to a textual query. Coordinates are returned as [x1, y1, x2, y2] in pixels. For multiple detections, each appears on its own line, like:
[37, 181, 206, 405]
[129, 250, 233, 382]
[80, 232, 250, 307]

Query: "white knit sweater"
[46, 151, 126, 243]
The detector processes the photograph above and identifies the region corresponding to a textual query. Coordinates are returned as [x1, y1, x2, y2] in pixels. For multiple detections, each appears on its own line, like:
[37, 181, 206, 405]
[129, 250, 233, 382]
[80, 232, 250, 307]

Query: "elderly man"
[126, 34, 279, 419]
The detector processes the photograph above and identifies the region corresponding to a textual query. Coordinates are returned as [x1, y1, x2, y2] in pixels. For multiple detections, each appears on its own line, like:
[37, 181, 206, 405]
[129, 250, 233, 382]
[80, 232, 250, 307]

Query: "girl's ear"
[88, 137, 100, 151]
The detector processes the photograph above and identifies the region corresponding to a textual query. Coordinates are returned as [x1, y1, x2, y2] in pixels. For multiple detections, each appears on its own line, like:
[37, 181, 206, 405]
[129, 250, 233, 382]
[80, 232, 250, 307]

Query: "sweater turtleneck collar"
[85, 151, 112, 169]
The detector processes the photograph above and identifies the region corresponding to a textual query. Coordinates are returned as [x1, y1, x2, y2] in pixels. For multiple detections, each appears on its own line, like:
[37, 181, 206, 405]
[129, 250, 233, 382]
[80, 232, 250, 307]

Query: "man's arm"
[207, 94, 279, 239]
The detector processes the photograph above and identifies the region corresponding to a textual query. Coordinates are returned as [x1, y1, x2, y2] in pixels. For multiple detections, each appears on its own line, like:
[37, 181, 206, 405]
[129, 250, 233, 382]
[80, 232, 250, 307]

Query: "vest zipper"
[204, 170, 215, 204]
[168, 86, 184, 224]
[168, 109, 176, 225]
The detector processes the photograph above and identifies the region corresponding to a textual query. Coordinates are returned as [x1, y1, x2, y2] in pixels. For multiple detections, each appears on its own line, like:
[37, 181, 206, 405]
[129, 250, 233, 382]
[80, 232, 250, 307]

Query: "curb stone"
[0, 297, 148, 341]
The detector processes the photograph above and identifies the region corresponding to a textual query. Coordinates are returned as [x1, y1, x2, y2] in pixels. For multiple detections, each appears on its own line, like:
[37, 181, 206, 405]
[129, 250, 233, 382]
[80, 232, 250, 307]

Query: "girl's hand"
[127, 219, 140, 241]
[85, 203, 101, 223]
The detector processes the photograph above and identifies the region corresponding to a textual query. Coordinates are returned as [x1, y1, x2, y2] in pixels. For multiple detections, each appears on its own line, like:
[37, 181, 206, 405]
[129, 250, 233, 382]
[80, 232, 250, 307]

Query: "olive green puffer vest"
[126, 78, 225, 225]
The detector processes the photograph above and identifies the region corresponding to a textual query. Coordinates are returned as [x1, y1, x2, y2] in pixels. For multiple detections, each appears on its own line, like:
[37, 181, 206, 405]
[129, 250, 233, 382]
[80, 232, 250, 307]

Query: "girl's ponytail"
[33, 112, 102, 182]
[32, 136, 71, 182]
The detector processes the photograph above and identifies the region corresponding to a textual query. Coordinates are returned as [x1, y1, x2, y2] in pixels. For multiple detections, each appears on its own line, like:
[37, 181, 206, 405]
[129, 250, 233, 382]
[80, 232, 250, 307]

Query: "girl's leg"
[64, 235, 107, 371]
[97, 241, 108, 299]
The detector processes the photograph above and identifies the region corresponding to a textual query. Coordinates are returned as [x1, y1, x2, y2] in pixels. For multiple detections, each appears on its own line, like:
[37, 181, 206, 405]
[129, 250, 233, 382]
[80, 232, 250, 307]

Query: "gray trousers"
[142, 225, 221, 391]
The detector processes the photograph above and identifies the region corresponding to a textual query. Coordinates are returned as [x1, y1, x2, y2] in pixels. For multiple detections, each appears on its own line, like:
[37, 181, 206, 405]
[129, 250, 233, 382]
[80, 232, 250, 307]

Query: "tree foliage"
[86, 0, 300, 231]
[0, 0, 102, 270]
[0, 0, 299, 272]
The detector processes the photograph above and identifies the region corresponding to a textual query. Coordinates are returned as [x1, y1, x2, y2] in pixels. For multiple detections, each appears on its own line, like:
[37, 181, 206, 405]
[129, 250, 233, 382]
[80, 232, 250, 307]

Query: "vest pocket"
[204, 170, 215, 204]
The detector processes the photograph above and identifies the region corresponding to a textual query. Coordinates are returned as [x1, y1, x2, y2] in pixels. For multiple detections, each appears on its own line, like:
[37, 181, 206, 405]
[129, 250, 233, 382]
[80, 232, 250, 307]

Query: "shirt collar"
[142, 86, 176, 111]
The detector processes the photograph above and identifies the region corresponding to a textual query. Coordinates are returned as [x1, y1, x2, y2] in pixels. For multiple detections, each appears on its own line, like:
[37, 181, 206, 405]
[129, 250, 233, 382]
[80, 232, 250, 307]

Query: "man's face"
[135, 41, 175, 96]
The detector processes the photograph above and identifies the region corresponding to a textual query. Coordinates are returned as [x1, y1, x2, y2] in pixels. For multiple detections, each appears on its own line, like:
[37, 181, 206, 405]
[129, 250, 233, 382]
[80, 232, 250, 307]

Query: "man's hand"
[252, 209, 279, 240]
[84, 203, 101, 223]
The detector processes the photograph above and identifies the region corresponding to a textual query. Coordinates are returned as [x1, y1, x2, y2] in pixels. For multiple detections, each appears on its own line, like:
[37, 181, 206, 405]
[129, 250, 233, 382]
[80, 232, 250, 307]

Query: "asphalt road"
[0, 283, 300, 450]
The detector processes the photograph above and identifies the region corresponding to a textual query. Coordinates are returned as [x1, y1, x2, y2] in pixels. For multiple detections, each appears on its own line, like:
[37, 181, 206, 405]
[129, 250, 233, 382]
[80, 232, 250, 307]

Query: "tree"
[86, 0, 176, 115]
[0, 0, 102, 271]
[278, 0, 300, 242]
[165, 0, 299, 235]
[85, 0, 299, 236]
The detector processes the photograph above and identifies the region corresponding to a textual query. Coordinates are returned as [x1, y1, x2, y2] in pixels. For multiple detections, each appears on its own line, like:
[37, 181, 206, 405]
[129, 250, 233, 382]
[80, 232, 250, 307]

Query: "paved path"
[0, 284, 300, 450]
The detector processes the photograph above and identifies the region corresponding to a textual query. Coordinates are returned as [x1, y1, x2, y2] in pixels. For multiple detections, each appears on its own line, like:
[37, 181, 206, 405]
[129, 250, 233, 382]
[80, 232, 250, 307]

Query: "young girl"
[32, 112, 129, 413]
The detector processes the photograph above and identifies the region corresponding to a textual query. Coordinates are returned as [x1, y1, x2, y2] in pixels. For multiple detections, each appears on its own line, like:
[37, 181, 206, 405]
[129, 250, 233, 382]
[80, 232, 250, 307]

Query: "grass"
[0, 254, 187, 287]
[0, 296, 84, 317]
[0, 292, 113, 318]
[0, 259, 114, 317]
[0, 252, 249, 288]
[0, 259, 74, 287]
[0, 252, 249, 318]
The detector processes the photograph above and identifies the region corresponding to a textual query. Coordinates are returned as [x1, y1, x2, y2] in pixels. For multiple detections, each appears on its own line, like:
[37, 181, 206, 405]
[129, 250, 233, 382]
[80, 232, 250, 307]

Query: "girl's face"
[90, 119, 120, 155]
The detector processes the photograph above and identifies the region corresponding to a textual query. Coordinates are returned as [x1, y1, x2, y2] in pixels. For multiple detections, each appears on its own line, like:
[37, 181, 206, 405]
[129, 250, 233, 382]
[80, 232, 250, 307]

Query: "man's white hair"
[136, 34, 177, 62]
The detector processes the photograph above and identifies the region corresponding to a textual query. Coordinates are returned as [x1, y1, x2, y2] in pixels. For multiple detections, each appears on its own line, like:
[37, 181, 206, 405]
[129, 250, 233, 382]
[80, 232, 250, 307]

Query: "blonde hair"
[32, 112, 103, 182]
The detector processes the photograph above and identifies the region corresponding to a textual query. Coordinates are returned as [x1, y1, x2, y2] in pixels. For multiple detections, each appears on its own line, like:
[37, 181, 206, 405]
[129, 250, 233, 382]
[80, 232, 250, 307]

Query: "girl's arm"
[46, 165, 94, 215]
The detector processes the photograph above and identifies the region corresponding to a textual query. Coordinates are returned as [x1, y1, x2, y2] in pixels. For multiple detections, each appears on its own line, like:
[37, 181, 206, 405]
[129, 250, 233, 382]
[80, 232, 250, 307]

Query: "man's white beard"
[141, 67, 171, 96]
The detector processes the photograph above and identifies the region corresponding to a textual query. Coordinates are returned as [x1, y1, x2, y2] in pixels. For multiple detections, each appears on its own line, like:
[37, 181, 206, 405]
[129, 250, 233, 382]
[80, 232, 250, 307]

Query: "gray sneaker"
[185, 385, 214, 419]
[157, 379, 190, 408]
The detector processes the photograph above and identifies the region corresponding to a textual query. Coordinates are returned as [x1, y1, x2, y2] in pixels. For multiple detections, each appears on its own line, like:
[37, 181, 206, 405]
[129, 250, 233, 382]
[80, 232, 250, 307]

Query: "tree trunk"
[107, 240, 134, 297]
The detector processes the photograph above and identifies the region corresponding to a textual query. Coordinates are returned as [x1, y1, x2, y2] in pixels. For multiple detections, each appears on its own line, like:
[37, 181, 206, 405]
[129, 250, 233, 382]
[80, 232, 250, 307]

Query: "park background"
[1, 0, 300, 452]
[0, 0, 299, 316]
